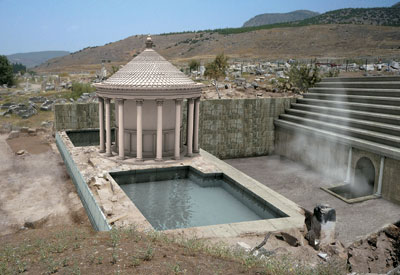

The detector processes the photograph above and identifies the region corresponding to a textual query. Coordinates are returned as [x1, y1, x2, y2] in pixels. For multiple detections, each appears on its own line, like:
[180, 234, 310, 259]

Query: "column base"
[135, 158, 143, 162]
[106, 153, 112, 157]
[118, 156, 125, 160]
[155, 158, 163, 162]
[99, 149, 105, 153]
[186, 153, 193, 157]
[173, 155, 181, 160]
[193, 150, 199, 154]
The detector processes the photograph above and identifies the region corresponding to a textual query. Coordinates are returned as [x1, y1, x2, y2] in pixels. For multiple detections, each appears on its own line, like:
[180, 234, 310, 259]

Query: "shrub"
[278, 61, 321, 93]
[70, 82, 95, 100]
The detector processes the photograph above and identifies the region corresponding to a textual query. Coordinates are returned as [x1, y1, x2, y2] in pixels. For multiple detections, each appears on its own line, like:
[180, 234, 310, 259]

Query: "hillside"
[243, 10, 319, 27]
[299, 6, 400, 26]
[35, 24, 400, 73]
[7, 51, 69, 68]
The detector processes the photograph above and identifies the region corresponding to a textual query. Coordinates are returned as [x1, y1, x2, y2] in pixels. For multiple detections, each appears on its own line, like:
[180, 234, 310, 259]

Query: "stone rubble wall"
[54, 103, 115, 131]
[54, 98, 295, 159]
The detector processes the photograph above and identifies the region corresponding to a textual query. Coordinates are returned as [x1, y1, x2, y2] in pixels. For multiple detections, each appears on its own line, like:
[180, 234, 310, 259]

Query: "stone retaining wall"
[54, 97, 295, 159]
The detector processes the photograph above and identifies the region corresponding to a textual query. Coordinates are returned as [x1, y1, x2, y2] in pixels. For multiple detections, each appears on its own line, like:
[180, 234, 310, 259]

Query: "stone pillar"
[174, 99, 182, 160]
[306, 204, 336, 248]
[136, 100, 143, 161]
[193, 97, 200, 153]
[187, 98, 194, 157]
[98, 97, 105, 153]
[105, 98, 112, 157]
[117, 99, 125, 160]
[155, 100, 163, 161]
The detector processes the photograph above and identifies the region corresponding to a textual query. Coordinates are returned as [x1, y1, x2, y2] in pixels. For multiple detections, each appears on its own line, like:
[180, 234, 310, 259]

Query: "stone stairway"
[274, 76, 400, 159]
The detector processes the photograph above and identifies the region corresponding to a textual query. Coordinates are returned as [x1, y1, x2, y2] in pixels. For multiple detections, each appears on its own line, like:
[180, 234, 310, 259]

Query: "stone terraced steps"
[275, 76, 400, 159]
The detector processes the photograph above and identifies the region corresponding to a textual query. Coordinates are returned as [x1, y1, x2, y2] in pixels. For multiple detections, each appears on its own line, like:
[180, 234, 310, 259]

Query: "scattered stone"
[29, 96, 46, 103]
[236, 242, 251, 252]
[28, 128, 36, 136]
[102, 203, 113, 216]
[41, 121, 52, 128]
[40, 100, 54, 111]
[317, 252, 328, 261]
[7, 130, 20, 140]
[20, 127, 29, 133]
[16, 150, 25, 155]
[24, 215, 50, 229]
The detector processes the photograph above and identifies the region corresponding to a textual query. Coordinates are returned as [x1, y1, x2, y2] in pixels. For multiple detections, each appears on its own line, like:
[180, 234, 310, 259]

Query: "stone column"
[187, 98, 194, 157]
[136, 100, 143, 161]
[155, 100, 163, 161]
[174, 99, 182, 160]
[98, 97, 105, 153]
[117, 99, 125, 160]
[105, 98, 112, 157]
[193, 97, 200, 153]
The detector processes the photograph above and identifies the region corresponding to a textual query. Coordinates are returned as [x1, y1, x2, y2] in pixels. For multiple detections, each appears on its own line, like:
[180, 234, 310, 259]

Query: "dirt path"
[0, 133, 88, 236]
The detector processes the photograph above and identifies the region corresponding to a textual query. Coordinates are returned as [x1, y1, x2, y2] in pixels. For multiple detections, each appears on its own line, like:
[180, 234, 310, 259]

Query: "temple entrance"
[354, 157, 375, 195]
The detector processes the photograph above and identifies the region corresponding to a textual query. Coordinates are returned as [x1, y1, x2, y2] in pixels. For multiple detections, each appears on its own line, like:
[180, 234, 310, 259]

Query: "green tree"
[0, 55, 14, 86]
[12, 62, 26, 74]
[188, 59, 200, 73]
[204, 53, 229, 99]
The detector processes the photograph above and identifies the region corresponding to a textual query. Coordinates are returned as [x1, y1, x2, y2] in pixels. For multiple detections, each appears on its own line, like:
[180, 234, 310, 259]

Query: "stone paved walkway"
[225, 155, 400, 245]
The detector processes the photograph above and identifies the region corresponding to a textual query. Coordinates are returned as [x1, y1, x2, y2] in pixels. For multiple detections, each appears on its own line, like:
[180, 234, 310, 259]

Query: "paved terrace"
[225, 155, 400, 246]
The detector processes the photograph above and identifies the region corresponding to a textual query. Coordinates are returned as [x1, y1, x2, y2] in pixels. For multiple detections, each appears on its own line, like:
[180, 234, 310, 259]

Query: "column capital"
[136, 99, 144, 105]
[104, 97, 111, 103]
[156, 99, 164, 106]
[175, 98, 183, 103]
[116, 98, 125, 103]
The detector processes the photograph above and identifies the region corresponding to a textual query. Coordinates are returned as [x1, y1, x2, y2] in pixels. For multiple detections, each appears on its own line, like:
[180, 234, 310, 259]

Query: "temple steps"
[320, 76, 400, 82]
[308, 87, 400, 98]
[275, 76, 400, 158]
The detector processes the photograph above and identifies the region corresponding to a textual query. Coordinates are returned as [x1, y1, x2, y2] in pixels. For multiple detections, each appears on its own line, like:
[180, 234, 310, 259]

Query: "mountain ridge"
[6, 51, 69, 68]
[243, 10, 319, 27]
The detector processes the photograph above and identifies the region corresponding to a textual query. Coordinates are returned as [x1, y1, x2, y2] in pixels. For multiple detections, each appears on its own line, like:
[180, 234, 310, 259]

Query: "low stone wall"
[54, 98, 295, 159]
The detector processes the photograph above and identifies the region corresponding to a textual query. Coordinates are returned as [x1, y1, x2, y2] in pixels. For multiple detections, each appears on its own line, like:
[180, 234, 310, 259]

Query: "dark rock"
[384, 225, 400, 240]
[40, 100, 54, 111]
[29, 96, 46, 103]
[24, 215, 50, 229]
[280, 232, 300, 247]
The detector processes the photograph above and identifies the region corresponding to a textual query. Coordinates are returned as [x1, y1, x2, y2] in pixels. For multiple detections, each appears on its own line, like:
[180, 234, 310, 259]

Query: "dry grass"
[0, 225, 347, 275]
[34, 24, 400, 73]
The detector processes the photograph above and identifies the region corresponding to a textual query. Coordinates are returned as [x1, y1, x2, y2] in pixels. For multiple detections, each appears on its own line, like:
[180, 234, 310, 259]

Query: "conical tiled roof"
[94, 37, 202, 93]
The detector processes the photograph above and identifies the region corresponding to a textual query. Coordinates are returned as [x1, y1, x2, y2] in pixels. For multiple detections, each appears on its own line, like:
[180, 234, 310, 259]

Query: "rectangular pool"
[110, 167, 287, 231]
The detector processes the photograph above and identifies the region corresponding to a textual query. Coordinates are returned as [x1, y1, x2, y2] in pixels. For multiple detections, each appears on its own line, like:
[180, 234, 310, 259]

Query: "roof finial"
[145, 35, 153, 49]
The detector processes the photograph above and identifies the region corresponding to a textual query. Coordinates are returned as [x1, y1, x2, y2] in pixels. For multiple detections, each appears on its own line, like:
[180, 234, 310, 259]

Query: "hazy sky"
[0, 0, 398, 55]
